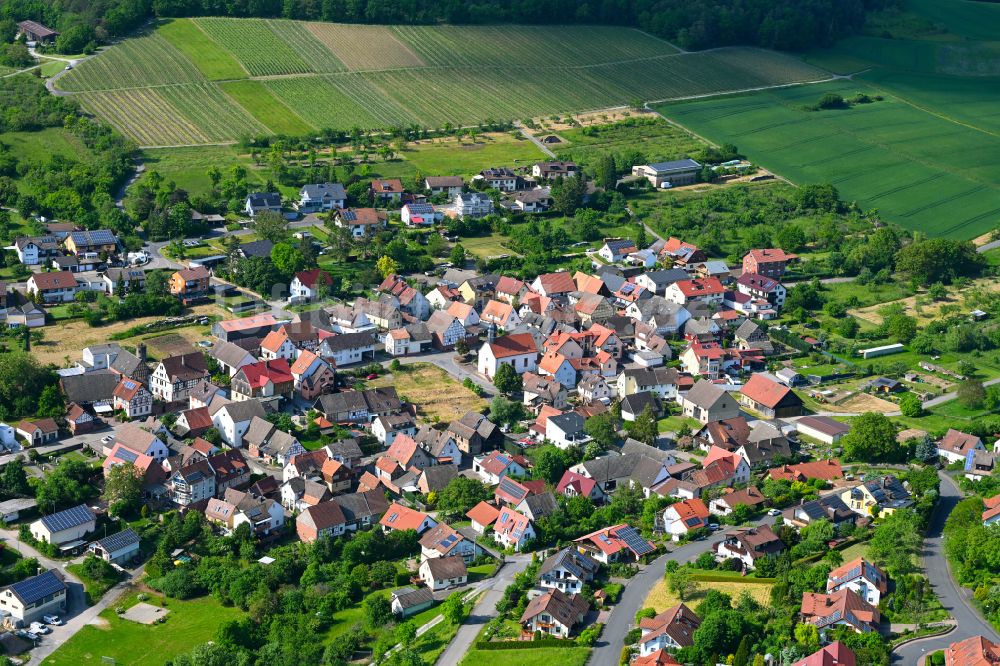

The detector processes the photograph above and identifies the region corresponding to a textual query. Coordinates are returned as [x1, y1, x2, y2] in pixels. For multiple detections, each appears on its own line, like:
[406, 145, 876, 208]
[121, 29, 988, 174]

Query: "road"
[434, 554, 532, 665]
[590, 514, 778, 666]
[513, 122, 556, 158]
[892, 472, 1000, 663]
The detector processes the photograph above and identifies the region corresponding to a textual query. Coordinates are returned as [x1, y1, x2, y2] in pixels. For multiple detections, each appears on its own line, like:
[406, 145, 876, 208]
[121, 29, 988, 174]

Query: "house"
[496, 276, 531, 304]
[380, 502, 437, 535]
[494, 507, 535, 551]
[539, 547, 599, 595]
[966, 450, 996, 482]
[372, 413, 417, 447]
[635, 270, 688, 296]
[244, 418, 305, 466]
[769, 459, 843, 484]
[662, 498, 710, 541]
[290, 350, 335, 400]
[736, 273, 786, 309]
[943, 636, 1000, 666]
[15, 418, 59, 446]
[733, 320, 774, 355]
[531, 272, 577, 300]
[334, 208, 385, 238]
[621, 391, 660, 422]
[419, 555, 468, 591]
[245, 192, 281, 217]
[424, 310, 467, 350]
[88, 528, 140, 566]
[599, 238, 638, 263]
[212, 313, 279, 343]
[743, 248, 797, 279]
[314, 387, 400, 423]
[371, 178, 405, 202]
[296, 500, 347, 543]
[3, 301, 46, 328]
[664, 278, 725, 306]
[553, 470, 603, 503]
[841, 475, 913, 518]
[938, 429, 985, 464]
[64, 229, 117, 256]
[30, 504, 96, 546]
[576, 374, 611, 405]
[353, 296, 402, 331]
[466, 501, 500, 534]
[495, 477, 530, 507]
[637, 603, 701, 656]
[800, 589, 880, 636]
[446, 301, 480, 328]
[632, 159, 702, 187]
[627, 297, 690, 336]
[477, 167, 520, 191]
[59, 370, 121, 411]
[477, 332, 538, 379]
[103, 267, 146, 295]
[739, 373, 803, 417]
[532, 161, 578, 180]
[13, 236, 60, 265]
[679, 380, 741, 424]
[113, 422, 169, 461]
[480, 300, 520, 330]
[783, 495, 857, 531]
[714, 524, 784, 570]
[709, 486, 767, 517]
[0, 570, 67, 624]
[417, 465, 459, 495]
[454, 192, 494, 219]
[289, 269, 333, 302]
[827, 557, 888, 606]
[169, 266, 211, 303]
[211, 399, 267, 447]
[574, 523, 654, 563]
[573, 451, 673, 498]
[231, 359, 294, 402]
[281, 477, 331, 512]
[150, 353, 209, 403]
[26, 271, 77, 303]
[420, 523, 483, 563]
[797, 416, 851, 445]
[509, 187, 553, 213]
[206, 488, 284, 538]
[317, 330, 377, 366]
[167, 459, 216, 506]
[457, 274, 500, 309]
[791, 643, 856, 666]
[520, 588, 588, 639]
[298, 183, 346, 212]
[65, 403, 98, 435]
[401, 202, 442, 226]
[112, 377, 153, 418]
[544, 411, 590, 450]
[617, 366, 681, 400]
[425, 176, 464, 197]
[391, 586, 435, 618]
[207, 448, 251, 495]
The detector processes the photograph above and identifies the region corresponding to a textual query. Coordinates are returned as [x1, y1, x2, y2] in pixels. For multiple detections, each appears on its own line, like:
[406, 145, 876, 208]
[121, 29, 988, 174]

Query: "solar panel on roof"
[10, 570, 65, 605]
[618, 526, 654, 555]
[41, 504, 94, 533]
[117, 448, 139, 463]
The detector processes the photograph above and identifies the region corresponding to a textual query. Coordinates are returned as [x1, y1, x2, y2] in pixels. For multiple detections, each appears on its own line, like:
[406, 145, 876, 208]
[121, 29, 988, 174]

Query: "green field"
[42, 594, 243, 666]
[656, 80, 1000, 239]
[460, 647, 592, 666]
[403, 134, 545, 175]
[138, 145, 262, 198]
[554, 116, 705, 165]
[56, 18, 830, 146]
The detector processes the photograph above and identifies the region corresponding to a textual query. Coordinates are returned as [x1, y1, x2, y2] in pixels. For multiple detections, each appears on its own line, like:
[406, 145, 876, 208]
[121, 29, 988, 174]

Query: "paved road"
[977, 239, 1000, 254]
[513, 122, 556, 158]
[590, 514, 778, 666]
[892, 472, 1000, 663]
[435, 555, 532, 665]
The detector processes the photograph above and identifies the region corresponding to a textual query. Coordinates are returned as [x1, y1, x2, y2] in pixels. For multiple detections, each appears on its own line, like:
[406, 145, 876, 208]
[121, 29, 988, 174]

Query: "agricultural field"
[403, 133, 546, 177]
[553, 115, 705, 165]
[55, 18, 832, 146]
[644, 573, 774, 611]
[656, 79, 1000, 239]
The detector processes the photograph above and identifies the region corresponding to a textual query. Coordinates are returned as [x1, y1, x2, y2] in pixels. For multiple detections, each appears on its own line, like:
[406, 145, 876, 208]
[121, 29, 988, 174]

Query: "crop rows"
[195, 18, 311, 77]
[305, 23, 425, 71]
[78, 88, 210, 146]
[159, 83, 268, 141]
[391, 25, 676, 68]
[267, 20, 346, 73]
[263, 75, 413, 130]
[56, 33, 203, 92]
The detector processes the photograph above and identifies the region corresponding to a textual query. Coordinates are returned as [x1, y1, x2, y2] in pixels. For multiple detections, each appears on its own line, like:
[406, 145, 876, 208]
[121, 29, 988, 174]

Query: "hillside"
[53, 18, 831, 147]
[655, 0, 1000, 240]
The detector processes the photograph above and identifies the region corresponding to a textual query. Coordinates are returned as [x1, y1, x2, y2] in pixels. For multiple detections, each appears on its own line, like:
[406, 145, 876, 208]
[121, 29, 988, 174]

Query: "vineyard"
[57, 17, 833, 146]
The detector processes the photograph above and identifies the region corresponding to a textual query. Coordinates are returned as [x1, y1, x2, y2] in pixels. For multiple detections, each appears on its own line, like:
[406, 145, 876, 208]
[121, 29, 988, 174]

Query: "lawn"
[460, 647, 592, 666]
[135, 145, 263, 202]
[1, 128, 90, 167]
[837, 541, 870, 563]
[403, 133, 545, 176]
[66, 562, 122, 604]
[643, 575, 774, 612]
[554, 115, 705, 165]
[459, 233, 515, 259]
[42, 592, 243, 666]
[658, 414, 700, 433]
[369, 363, 488, 423]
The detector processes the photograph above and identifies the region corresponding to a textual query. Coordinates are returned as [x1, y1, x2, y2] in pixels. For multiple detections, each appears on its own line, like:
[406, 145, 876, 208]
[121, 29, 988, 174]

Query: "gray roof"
[621, 391, 659, 417]
[61, 371, 119, 404]
[518, 491, 558, 519]
[581, 452, 664, 488]
[335, 490, 390, 523]
[6, 570, 66, 606]
[547, 411, 585, 435]
[211, 340, 254, 368]
[319, 330, 376, 353]
[300, 182, 346, 200]
[641, 269, 689, 288]
[634, 297, 686, 324]
[735, 319, 764, 340]
[93, 528, 140, 554]
[420, 465, 459, 492]
[539, 547, 598, 581]
[219, 399, 267, 423]
[393, 586, 434, 609]
[424, 555, 467, 580]
[684, 379, 729, 410]
[621, 438, 674, 464]
[647, 158, 701, 173]
[239, 239, 274, 258]
[247, 192, 281, 208]
[326, 438, 363, 461]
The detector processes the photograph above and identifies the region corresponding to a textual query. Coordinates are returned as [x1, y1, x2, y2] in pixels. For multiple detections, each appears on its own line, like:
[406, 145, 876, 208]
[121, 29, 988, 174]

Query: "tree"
[794, 623, 819, 651]
[442, 591, 465, 625]
[734, 635, 752, 666]
[395, 621, 417, 647]
[533, 445, 570, 484]
[914, 435, 939, 463]
[898, 393, 923, 418]
[376, 255, 400, 279]
[842, 412, 898, 462]
[595, 153, 617, 191]
[449, 244, 466, 267]
[0, 352, 57, 421]
[895, 238, 983, 285]
[628, 405, 658, 445]
[36, 384, 65, 419]
[104, 462, 143, 516]
[885, 313, 917, 343]
[489, 396, 524, 427]
[250, 211, 288, 244]
[667, 567, 696, 601]
[492, 363, 522, 395]
[363, 593, 392, 630]
[0, 460, 30, 498]
[437, 476, 490, 517]
[585, 412, 619, 449]
[270, 242, 306, 277]
[958, 379, 986, 409]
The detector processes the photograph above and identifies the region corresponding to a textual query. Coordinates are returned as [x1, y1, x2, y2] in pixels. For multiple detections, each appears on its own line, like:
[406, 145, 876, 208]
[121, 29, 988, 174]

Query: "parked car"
[708, 523, 720, 531]
[100, 434, 114, 445]
[42, 615, 62, 625]
[17, 630, 38, 641]
[29, 622, 50, 635]
[366, 373, 378, 380]
[767, 508, 781, 516]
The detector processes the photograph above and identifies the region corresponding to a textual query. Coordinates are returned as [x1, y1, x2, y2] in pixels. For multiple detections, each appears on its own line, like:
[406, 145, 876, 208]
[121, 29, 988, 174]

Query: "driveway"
[892, 472, 1000, 662]
[434, 554, 532, 665]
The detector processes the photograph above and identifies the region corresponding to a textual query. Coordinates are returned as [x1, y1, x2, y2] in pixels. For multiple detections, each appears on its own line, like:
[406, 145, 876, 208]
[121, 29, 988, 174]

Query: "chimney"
[136, 342, 147, 364]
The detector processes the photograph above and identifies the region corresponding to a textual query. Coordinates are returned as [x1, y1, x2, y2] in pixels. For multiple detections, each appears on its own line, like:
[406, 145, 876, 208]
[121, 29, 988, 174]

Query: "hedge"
[690, 572, 776, 584]
[474, 638, 575, 650]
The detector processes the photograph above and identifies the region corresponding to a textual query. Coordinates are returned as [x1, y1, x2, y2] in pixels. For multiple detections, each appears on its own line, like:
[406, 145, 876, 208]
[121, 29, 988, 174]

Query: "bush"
[602, 583, 623, 604]
[576, 623, 603, 646]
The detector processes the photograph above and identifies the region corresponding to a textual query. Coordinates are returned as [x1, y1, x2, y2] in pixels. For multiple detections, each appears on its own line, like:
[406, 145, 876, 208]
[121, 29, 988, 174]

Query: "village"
[0, 154, 998, 666]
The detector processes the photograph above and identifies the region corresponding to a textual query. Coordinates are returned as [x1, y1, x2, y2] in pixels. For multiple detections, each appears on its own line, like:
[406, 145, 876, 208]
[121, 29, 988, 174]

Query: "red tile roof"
[791, 642, 856, 666]
[768, 459, 843, 483]
[488, 333, 537, 358]
[945, 635, 1000, 666]
[673, 278, 725, 298]
[380, 502, 431, 532]
[740, 373, 796, 409]
[294, 269, 332, 289]
[556, 469, 598, 497]
[466, 501, 500, 526]
[239, 359, 293, 388]
[30, 271, 76, 290]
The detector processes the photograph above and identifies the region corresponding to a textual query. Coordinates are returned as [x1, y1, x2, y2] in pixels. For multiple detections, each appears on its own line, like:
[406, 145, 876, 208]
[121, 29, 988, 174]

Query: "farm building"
[632, 159, 702, 187]
[795, 416, 850, 444]
[859, 343, 904, 359]
[17, 20, 58, 43]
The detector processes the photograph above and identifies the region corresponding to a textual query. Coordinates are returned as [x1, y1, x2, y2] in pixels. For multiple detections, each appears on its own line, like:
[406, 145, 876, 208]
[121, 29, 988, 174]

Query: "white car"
[100, 434, 114, 445]
[42, 615, 62, 625]
[29, 623, 50, 635]
[768, 509, 781, 516]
